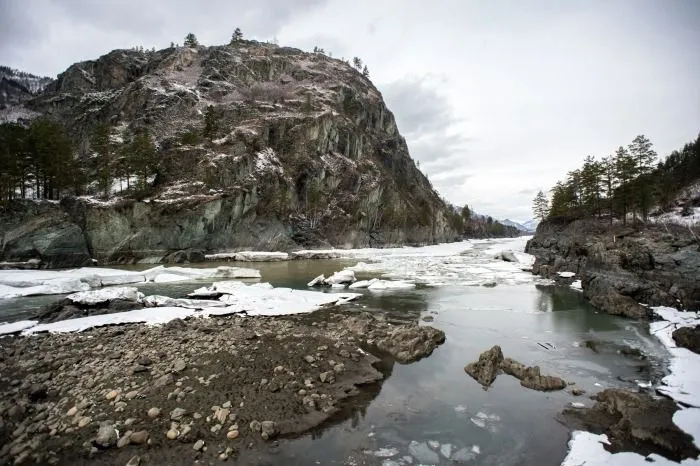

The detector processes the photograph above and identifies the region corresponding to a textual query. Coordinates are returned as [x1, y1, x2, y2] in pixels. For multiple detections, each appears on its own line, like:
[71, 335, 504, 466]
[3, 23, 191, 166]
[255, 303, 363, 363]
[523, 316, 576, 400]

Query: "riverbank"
[0, 309, 444, 465]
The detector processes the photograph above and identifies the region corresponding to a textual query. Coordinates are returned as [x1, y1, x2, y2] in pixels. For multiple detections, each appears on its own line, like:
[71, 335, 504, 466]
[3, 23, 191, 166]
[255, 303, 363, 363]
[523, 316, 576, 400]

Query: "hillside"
[0, 40, 459, 267]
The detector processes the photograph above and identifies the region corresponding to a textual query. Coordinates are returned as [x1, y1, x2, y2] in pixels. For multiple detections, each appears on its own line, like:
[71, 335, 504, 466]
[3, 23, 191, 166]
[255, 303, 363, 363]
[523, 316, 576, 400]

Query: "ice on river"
[337, 236, 543, 287]
[562, 306, 700, 465]
[0, 265, 261, 299]
[0, 281, 360, 335]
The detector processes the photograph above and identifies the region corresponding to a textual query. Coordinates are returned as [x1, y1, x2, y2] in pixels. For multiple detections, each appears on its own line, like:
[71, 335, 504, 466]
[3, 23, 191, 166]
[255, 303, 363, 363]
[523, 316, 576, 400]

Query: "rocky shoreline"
[526, 217, 700, 318]
[0, 309, 444, 466]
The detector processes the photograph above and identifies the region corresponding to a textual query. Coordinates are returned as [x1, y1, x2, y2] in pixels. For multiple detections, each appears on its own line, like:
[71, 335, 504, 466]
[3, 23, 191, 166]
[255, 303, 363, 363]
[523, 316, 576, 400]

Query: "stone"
[563, 388, 699, 462]
[95, 425, 118, 448]
[249, 420, 261, 432]
[117, 431, 133, 448]
[304, 355, 315, 363]
[173, 359, 187, 372]
[27, 383, 48, 402]
[78, 416, 92, 428]
[376, 324, 446, 363]
[193, 439, 205, 451]
[147, 407, 160, 418]
[214, 408, 229, 424]
[129, 431, 149, 445]
[131, 365, 149, 374]
[170, 408, 186, 421]
[673, 326, 700, 354]
[408, 441, 440, 464]
[319, 371, 335, 383]
[333, 363, 345, 374]
[166, 429, 178, 440]
[261, 421, 276, 439]
[464, 345, 503, 388]
[126, 456, 141, 466]
[569, 388, 586, 396]
[105, 390, 118, 401]
[227, 430, 239, 440]
[66, 406, 78, 417]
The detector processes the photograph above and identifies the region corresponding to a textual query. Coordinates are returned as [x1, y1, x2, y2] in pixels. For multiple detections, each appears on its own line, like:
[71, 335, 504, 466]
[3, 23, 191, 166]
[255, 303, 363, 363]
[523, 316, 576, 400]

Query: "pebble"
[227, 430, 239, 440]
[193, 439, 205, 451]
[117, 431, 133, 448]
[66, 406, 78, 417]
[170, 408, 186, 421]
[304, 355, 315, 363]
[95, 425, 118, 448]
[105, 390, 119, 401]
[173, 359, 187, 372]
[333, 363, 345, 374]
[78, 416, 92, 428]
[129, 430, 149, 445]
[131, 365, 149, 374]
[222, 401, 232, 408]
[126, 456, 141, 466]
[147, 407, 160, 418]
[249, 420, 261, 432]
[166, 429, 178, 440]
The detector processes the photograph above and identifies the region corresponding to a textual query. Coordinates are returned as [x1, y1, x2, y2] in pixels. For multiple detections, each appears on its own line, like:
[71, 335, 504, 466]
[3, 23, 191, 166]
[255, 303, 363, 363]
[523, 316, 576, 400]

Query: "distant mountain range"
[501, 218, 538, 232]
[0, 66, 53, 108]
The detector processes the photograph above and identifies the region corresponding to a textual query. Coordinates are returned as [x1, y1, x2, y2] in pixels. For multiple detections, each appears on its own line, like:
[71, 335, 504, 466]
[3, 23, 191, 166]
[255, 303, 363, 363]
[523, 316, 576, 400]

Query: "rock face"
[526, 217, 700, 317]
[1, 41, 458, 267]
[562, 388, 699, 462]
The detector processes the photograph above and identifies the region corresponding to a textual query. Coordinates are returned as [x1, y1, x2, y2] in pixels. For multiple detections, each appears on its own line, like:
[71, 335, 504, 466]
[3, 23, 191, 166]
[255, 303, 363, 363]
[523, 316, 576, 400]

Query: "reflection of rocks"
[464, 345, 503, 387]
[465, 346, 567, 391]
[33, 297, 144, 323]
[673, 325, 700, 354]
[343, 313, 446, 364]
[562, 389, 699, 462]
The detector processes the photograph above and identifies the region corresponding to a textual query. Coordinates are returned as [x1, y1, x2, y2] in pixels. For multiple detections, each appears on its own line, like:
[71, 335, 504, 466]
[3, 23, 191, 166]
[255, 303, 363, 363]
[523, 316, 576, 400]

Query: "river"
[0, 237, 668, 465]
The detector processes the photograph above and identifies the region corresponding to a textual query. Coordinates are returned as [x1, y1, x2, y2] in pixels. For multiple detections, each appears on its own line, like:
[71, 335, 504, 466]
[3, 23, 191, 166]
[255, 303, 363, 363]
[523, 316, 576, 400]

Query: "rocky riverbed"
[0, 309, 444, 466]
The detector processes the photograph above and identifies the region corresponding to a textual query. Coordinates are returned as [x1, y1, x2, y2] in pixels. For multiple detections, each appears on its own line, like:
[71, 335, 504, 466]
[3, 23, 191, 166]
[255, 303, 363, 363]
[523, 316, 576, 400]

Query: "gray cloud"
[0, 0, 327, 76]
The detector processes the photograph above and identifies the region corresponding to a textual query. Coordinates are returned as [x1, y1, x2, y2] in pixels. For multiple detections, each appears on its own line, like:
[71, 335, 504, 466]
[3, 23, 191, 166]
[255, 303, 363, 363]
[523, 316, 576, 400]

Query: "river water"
[0, 238, 669, 465]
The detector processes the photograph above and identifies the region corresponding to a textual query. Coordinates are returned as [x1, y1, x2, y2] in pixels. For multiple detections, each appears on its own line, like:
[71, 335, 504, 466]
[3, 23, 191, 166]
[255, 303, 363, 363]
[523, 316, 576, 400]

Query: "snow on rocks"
[204, 251, 289, 262]
[367, 280, 416, 291]
[557, 271, 576, 278]
[561, 306, 700, 465]
[324, 270, 355, 285]
[0, 320, 39, 335]
[307, 274, 325, 287]
[570, 280, 582, 291]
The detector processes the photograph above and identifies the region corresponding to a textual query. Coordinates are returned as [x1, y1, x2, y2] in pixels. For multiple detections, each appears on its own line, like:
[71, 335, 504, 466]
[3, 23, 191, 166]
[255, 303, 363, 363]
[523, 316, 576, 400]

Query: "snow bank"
[0, 265, 261, 299]
[0, 320, 39, 335]
[562, 307, 700, 465]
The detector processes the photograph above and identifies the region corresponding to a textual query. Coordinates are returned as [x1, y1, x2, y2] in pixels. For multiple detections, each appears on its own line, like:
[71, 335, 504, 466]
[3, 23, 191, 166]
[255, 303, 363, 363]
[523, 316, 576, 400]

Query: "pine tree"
[202, 105, 220, 141]
[628, 134, 657, 220]
[600, 155, 618, 223]
[532, 190, 549, 220]
[184, 33, 199, 48]
[92, 123, 113, 197]
[579, 156, 603, 216]
[230, 28, 243, 44]
[352, 57, 362, 70]
[126, 131, 158, 189]
[613, 146, 635, 224]
[362, 65, 369, 77]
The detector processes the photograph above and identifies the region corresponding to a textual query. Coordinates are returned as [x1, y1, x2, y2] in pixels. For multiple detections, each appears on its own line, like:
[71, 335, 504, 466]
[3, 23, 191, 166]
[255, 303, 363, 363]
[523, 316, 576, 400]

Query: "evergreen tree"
[126, 131, 158, 189]
[628, 134, 657, 220]
[532, 190, 549, 220]
[202, 105, 220, 141]
[231, 28, 243, 43]
[352, 57, 362, 70]
[27, 119, 76, 199]
[579, 156, 603, 215]
[92, 123, 113, 197]
[184, 33, 199, 48]
[600, 155, 617, 223]
[613, 146, 635, 223]
[362, 65, 369, 77]
[460, 205, 471, 220]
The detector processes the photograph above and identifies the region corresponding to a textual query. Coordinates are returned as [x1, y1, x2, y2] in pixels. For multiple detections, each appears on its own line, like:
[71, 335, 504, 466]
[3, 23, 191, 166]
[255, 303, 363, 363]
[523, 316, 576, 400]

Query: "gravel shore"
[0, 309, 445, 465]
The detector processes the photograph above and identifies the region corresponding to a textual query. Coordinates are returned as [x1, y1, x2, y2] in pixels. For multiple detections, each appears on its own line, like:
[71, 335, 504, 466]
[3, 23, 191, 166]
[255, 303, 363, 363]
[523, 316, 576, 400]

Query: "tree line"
[0, 119, 159, 202]
[532, 133, 700, 223]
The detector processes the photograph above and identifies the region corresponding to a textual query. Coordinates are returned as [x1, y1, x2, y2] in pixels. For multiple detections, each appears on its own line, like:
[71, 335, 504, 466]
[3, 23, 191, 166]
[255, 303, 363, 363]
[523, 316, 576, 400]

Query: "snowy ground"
[650, 207, 700, 227]
[562, 307, 700, 465]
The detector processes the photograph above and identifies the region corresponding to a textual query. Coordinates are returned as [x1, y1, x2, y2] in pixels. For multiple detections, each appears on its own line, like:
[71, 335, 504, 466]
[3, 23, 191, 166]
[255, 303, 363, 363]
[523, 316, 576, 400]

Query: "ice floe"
[562, 306, 700, 465]
[204, 251, 290, 262]
[66, 287, 144, 305]
[557, 271, 576, 278]
[0, 281, 360, 335]
[570, 280, 582, 291]
[0, 265, 261, 299]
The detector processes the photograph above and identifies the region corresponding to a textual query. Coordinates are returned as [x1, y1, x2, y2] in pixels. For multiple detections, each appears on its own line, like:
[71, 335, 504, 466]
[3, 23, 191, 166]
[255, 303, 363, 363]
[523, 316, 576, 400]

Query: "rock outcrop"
[562, 388, 699, 462]
[526, 217, 700, 317]
[673, 325, 700, 354]
[464, 345, 567, 391]
[0, 41, 459, 267]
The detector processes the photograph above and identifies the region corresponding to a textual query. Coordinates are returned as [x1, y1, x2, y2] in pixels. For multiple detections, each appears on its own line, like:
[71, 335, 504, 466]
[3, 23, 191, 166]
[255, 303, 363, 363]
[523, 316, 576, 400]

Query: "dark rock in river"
[465, 348, 567, 391]
[374, 323, 446, 364]
[526, 218, 700, 317]
[34, 297, 144, 323]
[464, 345, 503, 388]
[673, 325, 700, 354]
[562, 388, 699, 462]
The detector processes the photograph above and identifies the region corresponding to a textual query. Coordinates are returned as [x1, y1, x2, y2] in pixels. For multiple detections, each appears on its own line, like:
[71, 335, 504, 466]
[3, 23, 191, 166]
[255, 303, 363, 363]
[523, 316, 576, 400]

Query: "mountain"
[0, 66, 53, 107]
[0, 41, 460, 267]
[501, 218, 538, 233]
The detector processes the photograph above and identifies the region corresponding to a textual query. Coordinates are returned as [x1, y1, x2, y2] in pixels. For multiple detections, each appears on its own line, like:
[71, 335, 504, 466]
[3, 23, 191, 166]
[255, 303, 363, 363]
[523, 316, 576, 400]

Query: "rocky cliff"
[0, 41, 459, 267]
[526, 217, 700, 318]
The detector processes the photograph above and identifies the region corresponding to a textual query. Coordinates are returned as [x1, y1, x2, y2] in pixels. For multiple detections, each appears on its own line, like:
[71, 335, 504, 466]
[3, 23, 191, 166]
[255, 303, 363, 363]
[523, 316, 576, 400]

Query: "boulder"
[672, 325, 700, 354]
[375, 324, 446, 364]
[464, 345, 503, 388]
[562, 388, 699, 462]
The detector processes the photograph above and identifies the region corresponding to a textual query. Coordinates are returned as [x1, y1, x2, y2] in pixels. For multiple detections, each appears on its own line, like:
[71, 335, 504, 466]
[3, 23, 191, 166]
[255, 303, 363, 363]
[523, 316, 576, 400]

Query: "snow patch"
[557, 271, 576, 278]
[66, 287, 143, 305]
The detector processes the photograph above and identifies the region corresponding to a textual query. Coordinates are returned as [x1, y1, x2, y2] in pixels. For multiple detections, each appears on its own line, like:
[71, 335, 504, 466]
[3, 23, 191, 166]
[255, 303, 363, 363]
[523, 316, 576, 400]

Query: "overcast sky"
[2, 0, 699, 221]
